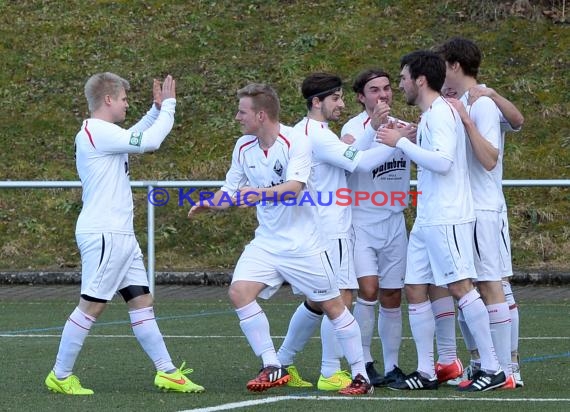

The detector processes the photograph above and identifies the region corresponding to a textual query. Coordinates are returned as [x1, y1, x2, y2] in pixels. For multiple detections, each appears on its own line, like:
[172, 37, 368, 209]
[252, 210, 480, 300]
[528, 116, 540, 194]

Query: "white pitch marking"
[178, 395, 570, 412]
[1, 334, 569, 340]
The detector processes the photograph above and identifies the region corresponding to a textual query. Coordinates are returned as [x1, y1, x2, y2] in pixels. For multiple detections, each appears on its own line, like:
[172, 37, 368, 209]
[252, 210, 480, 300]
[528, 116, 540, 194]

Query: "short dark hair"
[236, 83, 280, 121]
[400, 50, 446, 93]
[352, 68, 391, 95]
[84, 72, 130, 113]
[301, 72, 343, 110]
[433, 37, 482, 78]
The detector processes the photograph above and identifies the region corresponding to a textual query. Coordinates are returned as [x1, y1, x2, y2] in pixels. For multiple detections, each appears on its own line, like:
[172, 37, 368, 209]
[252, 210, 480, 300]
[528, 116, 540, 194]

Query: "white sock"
[53, 307, 95, 379]
[129, 307, 175, 372]
[503, 280, 520, 357]
[320, 316, 342, 378]
[277, 302, 322, 366]
[236, 301, 279, 367]
[458, 289, 499, 372]
[379, 306, 402, 375]
[330, 307, 367, 380]
[487, 302, 512, 375]
[431, 296, 457, 364]
[408, 300, 435, 379]
[458, 308, 478, 351]
[353, 297, 377, 364]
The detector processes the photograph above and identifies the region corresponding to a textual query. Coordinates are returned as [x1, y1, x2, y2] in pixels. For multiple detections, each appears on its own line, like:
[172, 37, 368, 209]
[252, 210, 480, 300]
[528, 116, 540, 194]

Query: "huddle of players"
[209, 36, 524, 394]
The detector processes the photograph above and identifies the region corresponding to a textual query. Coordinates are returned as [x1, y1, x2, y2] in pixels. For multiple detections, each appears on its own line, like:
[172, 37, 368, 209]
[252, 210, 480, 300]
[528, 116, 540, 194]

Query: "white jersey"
[221, 124, 325, 256]
[293, 117, 363, 239]
[75, 100, 176, 234]
[342, 111, 411, 224]
[460, 92, 503, 211]
[415, 96, 474, 226]
[475, 84, 521, 213]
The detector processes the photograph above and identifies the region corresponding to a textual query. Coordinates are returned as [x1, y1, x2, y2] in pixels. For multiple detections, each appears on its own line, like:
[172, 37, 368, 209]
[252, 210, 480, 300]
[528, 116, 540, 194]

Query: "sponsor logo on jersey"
[372, 157, 407, 179]
[343, 146, 358, 160]
[129, 132, 142, 147]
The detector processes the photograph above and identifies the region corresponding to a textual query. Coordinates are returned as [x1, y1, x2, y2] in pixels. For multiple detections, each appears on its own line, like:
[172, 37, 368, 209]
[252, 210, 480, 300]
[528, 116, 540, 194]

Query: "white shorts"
[473, 210, 506, 281]
[77, 233, 148, 301]
[326, 236, 358, 290]
[353, 213, 406, 289]
[406, 222, 477, 287]
[500, 210, 513, 278]
[231, 243, 340, 302]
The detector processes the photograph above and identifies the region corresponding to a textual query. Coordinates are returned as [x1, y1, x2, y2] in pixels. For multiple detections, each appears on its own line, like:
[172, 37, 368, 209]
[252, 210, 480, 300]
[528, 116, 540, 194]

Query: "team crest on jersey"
[343, 146, 358, 160]
[273, 159, 283, 176]
[129, 132, 142, 147]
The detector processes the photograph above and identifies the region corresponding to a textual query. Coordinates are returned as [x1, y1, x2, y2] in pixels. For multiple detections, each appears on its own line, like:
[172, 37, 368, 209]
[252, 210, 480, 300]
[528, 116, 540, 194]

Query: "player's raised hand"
[370, 100, 391, 130]
[161, 74, 176, 100]
[467, 85, 494, 105]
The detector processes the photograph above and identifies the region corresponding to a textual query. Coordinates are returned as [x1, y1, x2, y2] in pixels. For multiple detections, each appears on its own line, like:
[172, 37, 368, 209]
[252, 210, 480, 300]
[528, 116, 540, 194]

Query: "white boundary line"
[1, 334, 569, 340]
[1, 334, 569, 339]
[179, 395, 570, 412]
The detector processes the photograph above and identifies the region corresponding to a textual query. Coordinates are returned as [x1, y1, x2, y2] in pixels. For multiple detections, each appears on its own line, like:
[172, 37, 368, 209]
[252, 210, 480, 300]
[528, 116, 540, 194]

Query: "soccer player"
[437, 37, 525, 389]
[340, 68, 414, 387]
[470, 84, 525, 387]
[188, 83, 373, 395]
[378, 50, 506, 392]
[45, 73, 205, 395]
[276, 73, 409, 391]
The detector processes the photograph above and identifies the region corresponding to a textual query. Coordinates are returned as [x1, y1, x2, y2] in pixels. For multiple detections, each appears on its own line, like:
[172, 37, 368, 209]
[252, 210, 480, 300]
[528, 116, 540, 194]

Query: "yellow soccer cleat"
[286, 365, 313, 388]
[155, 362, 205, 393]
[45, 371, 94, 395]
[317, 370, 352, 391]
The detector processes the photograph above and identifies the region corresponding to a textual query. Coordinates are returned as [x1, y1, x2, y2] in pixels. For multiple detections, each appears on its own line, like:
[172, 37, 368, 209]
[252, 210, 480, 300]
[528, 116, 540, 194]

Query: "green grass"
[0, 0, 569, 272]
[0, 287, 569, 412]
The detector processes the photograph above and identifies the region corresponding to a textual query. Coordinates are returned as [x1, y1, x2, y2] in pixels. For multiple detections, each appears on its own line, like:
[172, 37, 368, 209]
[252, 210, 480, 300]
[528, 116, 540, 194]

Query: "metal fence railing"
[2, 179, 569, 294]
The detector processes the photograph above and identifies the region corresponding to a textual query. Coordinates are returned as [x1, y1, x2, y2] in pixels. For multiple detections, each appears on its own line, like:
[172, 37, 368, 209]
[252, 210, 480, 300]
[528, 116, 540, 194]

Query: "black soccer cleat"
[388, 370, 438, 390]
[377, 365, 407, 387]
[456, 368, 506, 392]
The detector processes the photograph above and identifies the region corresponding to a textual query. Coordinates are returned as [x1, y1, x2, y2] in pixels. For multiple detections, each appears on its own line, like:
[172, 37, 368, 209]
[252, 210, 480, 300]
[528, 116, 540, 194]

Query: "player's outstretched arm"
[236, 180, 304, 207]
[188, 190, 234, 218]
[468, 85, 524, 130]
[447, 97, 498, 171]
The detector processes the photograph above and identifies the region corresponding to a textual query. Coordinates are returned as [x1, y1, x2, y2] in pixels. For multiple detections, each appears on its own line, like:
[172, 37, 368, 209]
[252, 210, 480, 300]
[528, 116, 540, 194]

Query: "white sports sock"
[353, 297, 377, 364]
[330, 307, 367, 380]
[236, 301, 279, 367]
[53, 307, 95, 379]
[431, 296, 457, 364]
[408, 300, 436, 379]
[320, 316, 342, 378]
[458, 289, 499, 372]
[379, 306, 402, 375]
[129, 307, 175, 372]
[458, 308, 478, 351]
[487, 302, 512, 375]
[502, 280, 520, 356]
[277, 302, 322, 366]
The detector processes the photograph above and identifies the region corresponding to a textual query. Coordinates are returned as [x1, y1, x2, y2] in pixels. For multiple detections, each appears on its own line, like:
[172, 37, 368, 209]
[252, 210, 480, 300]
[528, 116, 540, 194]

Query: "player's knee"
[118, 285, 150, 303]
[357, 277, 379, 301]
[79, 294, 107, 317]
[379, 288, 402, 307]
